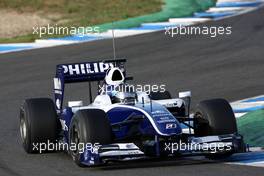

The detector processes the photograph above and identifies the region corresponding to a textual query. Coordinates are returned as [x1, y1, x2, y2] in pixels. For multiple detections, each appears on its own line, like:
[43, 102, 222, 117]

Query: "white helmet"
[105, 67, 124, 86]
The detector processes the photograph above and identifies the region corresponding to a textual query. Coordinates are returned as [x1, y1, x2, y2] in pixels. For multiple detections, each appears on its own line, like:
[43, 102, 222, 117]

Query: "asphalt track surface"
[1, 6, 264, 176]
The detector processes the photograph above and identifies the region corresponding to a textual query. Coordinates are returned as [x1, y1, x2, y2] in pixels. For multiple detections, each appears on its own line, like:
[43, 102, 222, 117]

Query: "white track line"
[169, 18, 211, 24]
[231, 95, 264, 118]
[207, 7, 253, 12]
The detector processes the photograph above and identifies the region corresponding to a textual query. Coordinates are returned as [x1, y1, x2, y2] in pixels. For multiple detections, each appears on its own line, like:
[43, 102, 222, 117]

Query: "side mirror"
[179, 91, 191, 98]
[68, 101, 83, 107]
[179, 91, 191, 117]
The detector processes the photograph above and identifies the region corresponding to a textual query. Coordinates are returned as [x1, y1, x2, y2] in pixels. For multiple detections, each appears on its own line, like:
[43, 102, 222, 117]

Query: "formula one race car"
[19, 59, 246, 167]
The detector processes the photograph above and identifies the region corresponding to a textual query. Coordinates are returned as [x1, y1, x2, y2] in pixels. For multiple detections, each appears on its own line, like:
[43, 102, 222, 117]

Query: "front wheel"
[194, 98, 237, 136]
[69, 109, 113, 167]
[194, 98, 238, 159]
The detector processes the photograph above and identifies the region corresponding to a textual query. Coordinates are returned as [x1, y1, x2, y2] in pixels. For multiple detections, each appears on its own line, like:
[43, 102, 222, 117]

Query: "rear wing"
[56, 59, 126, 83]
[54, 59, 127, 113]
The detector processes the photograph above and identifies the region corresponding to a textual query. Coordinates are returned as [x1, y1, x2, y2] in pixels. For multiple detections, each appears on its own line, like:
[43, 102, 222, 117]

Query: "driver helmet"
[111, 84, 136, 105]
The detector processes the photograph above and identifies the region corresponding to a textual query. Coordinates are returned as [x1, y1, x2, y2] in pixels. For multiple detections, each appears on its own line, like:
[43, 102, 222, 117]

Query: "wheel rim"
[195, 111, 203, 119]
[20, 112, 27, 142]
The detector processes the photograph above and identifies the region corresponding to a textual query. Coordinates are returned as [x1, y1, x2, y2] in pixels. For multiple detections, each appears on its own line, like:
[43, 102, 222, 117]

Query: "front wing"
[78, 133, 245, 166]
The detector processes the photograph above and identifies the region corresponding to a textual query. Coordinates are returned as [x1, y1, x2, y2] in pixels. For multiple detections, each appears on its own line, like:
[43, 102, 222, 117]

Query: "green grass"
[237, 110, 264, 147]
[0, 0, 162, 43]
[0, 0, 162, 25]
[0, 0, 217, 43]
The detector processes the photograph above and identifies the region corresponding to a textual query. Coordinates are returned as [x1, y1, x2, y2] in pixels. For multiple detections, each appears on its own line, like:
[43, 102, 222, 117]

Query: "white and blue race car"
[19, 59, 246, 167]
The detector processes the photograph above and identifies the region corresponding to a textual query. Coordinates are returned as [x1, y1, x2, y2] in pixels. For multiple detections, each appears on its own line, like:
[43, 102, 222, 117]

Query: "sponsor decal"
[54, 78, 63, 95]
[60, 119, 68, 131]
[157, 119, 177, 123]
[127, 150, 143, 155]
[166, 123, 177, 129]
[62, 62, 114, 75]
[151, 110, 168, 115]
[56, 99, 61, 110]
[151, 110, 177, 123]
[164, 102, 178, 108]
[54, 90, 62, 95]
[54, 78, 62, 90]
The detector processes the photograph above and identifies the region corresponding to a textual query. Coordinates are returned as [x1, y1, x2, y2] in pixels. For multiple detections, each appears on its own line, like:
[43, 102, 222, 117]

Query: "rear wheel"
[194, 99, 237, 159]
[19, 98, 59, 153]
[69, 109, 112, 167]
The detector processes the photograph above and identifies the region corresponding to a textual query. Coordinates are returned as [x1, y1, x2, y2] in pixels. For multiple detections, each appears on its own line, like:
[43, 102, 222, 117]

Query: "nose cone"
[137, 102, 182, 136]
[151, 110, 182, 136]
